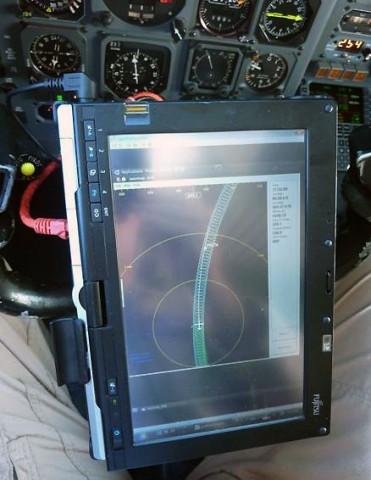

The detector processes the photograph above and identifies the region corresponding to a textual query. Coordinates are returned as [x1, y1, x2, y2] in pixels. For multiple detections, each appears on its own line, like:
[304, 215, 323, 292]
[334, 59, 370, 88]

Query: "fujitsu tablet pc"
[57, 98, 336, 471]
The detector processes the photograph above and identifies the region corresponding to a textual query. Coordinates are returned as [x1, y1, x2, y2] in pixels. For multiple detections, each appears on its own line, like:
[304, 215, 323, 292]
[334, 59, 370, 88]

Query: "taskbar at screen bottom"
[133, 403, 303, 445]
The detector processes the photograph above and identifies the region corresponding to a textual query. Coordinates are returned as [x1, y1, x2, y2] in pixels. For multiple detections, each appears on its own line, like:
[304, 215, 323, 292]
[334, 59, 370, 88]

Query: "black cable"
[0, 256, 75, 318]
[5, 73, 97, 161]
[6, 81, 59, 161]
[0, 74, 97, 317]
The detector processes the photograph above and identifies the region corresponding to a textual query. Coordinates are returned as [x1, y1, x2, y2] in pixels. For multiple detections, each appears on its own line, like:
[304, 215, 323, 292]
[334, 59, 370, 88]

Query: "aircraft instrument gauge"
[198, 0, 253, 36]
[188, 47, 240, 91]
[25, 0, 82, 15]
[29, 34, 81, 77]
[260, 0, 308, 40]
[245, 53, 287, 92]
[102, 0, 185, 26]
[104, 43, 170, 97]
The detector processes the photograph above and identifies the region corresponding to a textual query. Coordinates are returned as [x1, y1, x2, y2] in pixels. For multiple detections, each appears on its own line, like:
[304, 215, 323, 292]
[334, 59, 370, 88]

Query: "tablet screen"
[108, 129, 305, 445]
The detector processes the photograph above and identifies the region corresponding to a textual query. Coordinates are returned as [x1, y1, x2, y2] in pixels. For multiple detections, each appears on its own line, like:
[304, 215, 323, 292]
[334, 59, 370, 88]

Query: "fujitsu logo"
[312, 394, 323, 416]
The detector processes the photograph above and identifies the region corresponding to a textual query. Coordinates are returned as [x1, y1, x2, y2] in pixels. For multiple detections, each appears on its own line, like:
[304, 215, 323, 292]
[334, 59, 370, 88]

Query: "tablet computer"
[57, 98, 336, 471]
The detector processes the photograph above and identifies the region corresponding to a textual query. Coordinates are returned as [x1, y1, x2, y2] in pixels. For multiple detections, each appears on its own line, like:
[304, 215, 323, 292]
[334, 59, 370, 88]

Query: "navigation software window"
[108, 129, 305, 445]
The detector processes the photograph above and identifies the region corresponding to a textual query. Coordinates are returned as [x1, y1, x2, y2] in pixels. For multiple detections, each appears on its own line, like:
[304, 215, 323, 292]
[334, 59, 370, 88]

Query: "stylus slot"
[84, 281, 106, 327]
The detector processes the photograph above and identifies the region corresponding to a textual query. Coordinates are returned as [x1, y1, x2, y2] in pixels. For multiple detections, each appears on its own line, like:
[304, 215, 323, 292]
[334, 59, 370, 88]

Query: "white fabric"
[188, 256, 371, 480]
[0, 314, 129, 479]
[1, 256, 371, 479]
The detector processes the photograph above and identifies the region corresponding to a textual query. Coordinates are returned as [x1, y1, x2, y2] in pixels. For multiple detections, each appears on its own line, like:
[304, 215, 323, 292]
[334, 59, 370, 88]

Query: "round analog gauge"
[199, 0, 253, 36]
[26, 0, 82, 15]
[245, 53, 288, 92]
[103, 0, 185, 26]
[105, 45, 168, 96]
[261, 0, 308, 39]
[29, 34, 81, 77]
[189, 48, 239, 90]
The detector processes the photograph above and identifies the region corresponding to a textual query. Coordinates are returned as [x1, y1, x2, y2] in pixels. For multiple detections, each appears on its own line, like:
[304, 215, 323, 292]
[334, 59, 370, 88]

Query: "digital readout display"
[336, 38, 364, 52]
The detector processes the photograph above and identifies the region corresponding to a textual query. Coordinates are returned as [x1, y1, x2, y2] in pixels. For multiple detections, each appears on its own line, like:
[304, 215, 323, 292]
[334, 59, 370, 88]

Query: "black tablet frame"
[57, 98, 336, 471]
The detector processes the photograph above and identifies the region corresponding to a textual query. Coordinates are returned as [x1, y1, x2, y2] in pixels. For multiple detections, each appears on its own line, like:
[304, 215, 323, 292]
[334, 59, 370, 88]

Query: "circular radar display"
[199, 0, 252, 36]
[105, 43, 169, 97]
[261, 0, 308, 39]
[245, 53, 287, 92]
[29, 34, 81, 77]
[26, 0, 82, 15]
[189, 48, 239, 90]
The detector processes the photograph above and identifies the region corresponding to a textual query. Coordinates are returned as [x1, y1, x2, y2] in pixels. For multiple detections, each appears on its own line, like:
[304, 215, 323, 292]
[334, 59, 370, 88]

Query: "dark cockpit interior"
[1, 0, 371, 317]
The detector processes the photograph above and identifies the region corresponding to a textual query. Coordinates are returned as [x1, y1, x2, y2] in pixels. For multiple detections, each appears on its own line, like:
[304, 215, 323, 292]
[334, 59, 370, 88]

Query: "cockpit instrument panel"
[1, 0, 371, 362]
[1, 0, 371, 168]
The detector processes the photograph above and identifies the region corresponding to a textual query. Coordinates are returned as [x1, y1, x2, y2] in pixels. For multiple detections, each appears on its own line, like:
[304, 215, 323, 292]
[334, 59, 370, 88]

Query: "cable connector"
[34, 218, 69, 240]
[19, 159, 69, 240]
[44, 73, 97, 102]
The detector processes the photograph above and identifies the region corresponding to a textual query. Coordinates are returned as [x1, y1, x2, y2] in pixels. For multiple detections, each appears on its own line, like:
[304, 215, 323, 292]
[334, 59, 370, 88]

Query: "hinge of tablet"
[50, 317, 90, 386]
